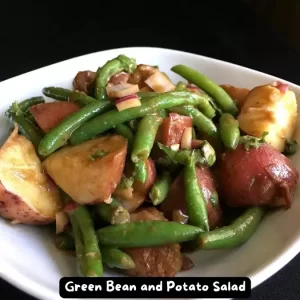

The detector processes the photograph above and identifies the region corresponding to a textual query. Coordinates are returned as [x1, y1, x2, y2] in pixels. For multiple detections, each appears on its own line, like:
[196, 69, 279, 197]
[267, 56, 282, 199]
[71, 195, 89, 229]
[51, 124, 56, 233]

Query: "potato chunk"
[238, 82, 297, 152]
[43, 135, 127, 204]
[0, 124, 62, 224]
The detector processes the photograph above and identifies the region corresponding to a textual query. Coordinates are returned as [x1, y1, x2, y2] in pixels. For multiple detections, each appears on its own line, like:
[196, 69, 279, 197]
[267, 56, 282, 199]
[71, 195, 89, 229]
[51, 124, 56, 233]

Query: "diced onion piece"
[106, 83, 140, 98]
[191, 139, 203, 149]
[104, 196, 112, 204]
[56, 212, 69, 234]
[116, 94, 141, 112]
[144, 70, 175, 93]
[181, 127, 193, 149]
[170, 143, 180, 151]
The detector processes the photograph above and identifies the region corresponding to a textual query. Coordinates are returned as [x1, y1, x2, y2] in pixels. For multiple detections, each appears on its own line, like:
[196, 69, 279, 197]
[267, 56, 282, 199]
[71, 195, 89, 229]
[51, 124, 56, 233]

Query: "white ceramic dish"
[0, 47, 300, 300]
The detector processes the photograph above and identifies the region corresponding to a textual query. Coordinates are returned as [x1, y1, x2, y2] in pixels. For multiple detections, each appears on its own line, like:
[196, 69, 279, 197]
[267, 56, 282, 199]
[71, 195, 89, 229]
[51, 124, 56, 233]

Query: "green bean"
[158, 142, 209, 167]
[12, 115, 44, 151]
[169, 105, 218, 138]
[38, 101, 114, 156]
[171, 64, 238, 116]
[6, 97, 45, 117]
[55, 233, 76, 251]
[95, 55, 136, 101]
[157, 109, 168, 119]
[43, 87, 97, 106]
[70, 91, 212, 145]
[219, 113, 240, 150]
[149, 171, 172, 206]
[70, 205, 103, 277]
[101, 246, 135, 269]
[127, 119, 139, 133]
[184, 152, 209, 231]
[134, 160, 147, 183]
[114, 124, 134, 153]
[192, 127, 196, 139]
[69, 215, 87, 276]
[156, 156, 180, 171]
[198, 207, 266, 249]
[131, 114, 163, 163]
[95, 198, 130, 224]
[97, 221, 203, 247]
[137, 92, 160, 100]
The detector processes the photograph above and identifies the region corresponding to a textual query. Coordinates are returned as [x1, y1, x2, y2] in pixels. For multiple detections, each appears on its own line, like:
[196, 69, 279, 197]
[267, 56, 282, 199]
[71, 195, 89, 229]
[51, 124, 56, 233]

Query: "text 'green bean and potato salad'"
[0, 54, 299, 277]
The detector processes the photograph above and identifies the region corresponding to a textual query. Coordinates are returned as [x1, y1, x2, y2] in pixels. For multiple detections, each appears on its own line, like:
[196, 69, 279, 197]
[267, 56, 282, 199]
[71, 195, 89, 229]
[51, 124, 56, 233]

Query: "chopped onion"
[115, 94, 141, 111]
[103, 196, 112, 204]
[144, 70, 175, 93]
[56, 212, 69, 234]
[170, 143, 180, 151]
[181, 127, 193, 149]
[106, 83, 140, 98]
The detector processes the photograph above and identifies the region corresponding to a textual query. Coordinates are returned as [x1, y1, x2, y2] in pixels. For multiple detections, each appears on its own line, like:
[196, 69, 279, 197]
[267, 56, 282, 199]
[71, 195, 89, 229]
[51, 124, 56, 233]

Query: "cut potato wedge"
[238, 82, 298, 152]
[0, 124, 62, 225]
[43, 135, 127, 205]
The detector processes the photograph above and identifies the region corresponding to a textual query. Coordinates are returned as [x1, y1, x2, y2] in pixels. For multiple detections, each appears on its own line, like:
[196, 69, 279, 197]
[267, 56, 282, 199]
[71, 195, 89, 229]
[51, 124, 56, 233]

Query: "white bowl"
[0, 47, 300, 300]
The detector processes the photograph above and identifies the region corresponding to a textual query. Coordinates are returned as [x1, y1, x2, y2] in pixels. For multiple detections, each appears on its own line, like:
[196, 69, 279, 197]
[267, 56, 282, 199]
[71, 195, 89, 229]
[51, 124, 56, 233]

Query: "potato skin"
[218, 143, 299, 208]
[160, 166, 222, 229]
[43, 135, 127, 205]
[123, 207, 183, 277]
[0, 125, 62, 224]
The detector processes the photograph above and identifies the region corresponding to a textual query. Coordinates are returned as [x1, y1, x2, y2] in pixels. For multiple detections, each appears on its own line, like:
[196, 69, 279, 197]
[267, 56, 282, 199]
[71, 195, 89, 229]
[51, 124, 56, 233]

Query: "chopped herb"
[284, 139, 298, 155]
[89, 150, 108, 161]
[118, 175, 134, 189]
[239, 132, 269, 150]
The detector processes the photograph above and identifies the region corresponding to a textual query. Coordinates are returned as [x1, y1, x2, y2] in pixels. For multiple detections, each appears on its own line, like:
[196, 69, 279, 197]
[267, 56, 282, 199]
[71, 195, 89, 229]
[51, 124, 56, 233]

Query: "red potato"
[73, 70, 96, 94]
[113, 158, 156, 212]
[160, 166, 222, 229]
[109, 72, 130, 85]
[158, 113, 193, 146]
[218, 143, 299, 208]
[0, 125, 62, 225]
[43, 135, 128, 205]
[29, 101, 80, 133]
[123, 207, 183, 277]
[128, 64, 158, 88]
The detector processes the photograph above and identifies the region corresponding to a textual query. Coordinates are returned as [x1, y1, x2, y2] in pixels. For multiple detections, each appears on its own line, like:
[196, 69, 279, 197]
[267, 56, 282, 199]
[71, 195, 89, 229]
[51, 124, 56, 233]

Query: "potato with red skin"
[220, 84, 250, 110]
[43, 135, 127, 205]
[123, 207, 183, 277]
[109, 72, 130, 85]
[160, 166, 222, 229]
[73, 71, 96, 94]
[29, 101, 80, 133]
[128, 64, 157, 88]
[158, 113, 193, 146]
[218, 143, 299, 208]
[113, 158, 156, 212]
[0, 125, 62, 225]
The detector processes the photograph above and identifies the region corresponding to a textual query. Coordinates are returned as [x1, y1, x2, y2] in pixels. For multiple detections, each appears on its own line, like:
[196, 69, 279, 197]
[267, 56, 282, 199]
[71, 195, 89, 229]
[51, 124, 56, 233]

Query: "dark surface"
[1, 1, 300, 299]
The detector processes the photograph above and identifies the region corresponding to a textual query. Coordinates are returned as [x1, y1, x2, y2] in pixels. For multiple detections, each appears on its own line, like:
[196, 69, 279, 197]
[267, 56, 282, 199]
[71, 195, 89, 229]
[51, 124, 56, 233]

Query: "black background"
[1, 1, 300, 299]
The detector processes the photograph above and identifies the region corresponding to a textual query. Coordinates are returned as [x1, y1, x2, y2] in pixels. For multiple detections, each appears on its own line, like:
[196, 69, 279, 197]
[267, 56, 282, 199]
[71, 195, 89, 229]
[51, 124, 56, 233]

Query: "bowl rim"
[1, 46, 300, 300]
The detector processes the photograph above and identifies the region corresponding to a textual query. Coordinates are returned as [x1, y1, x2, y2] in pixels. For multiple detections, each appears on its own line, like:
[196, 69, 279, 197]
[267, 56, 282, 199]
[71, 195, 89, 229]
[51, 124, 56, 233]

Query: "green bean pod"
[175, 81, 187, 91]
[131, 114, 163, 163]
[101, 246, 135, 269]
[97, 221, 203, 248]
[149, 171, 172, 206]
[219, 113, 240, 150]
[184, 153, 209, 231]
[137, 92, 160, 100]
[70, 205, 103, 277]
[171, 64, 238, 116]
[134, 160, 147, 183]
[70, 91, 213, 145]
[12, 114, 44, 151]
[95, 199, 130, 224]
[95, 55, 136, 101]
[43, 87, 97, 106]
[38, 101, 114, 156]
[198, 206, 266, 249]
[114, 124, 134, 153]
[169, 105, 218, 138]
[6, 97, 45, 117]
